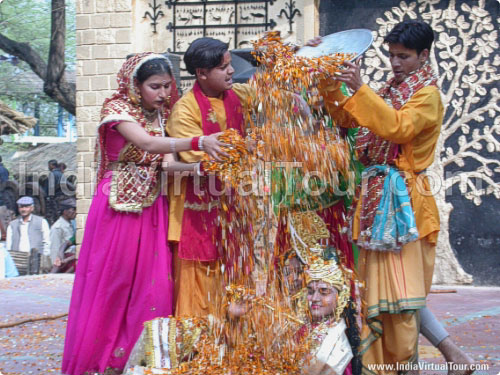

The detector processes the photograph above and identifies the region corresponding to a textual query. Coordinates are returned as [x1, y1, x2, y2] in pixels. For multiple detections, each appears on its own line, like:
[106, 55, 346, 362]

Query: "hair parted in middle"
[183, 37, 229, 76]
[135, 57, 173, 84]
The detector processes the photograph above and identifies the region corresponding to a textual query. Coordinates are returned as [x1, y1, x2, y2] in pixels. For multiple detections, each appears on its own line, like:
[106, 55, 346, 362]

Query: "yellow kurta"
[323, 83, 442, 244]
[166, 83, 255, 242]
[166, 83, 254, 317]
[322, 82, 444, 374]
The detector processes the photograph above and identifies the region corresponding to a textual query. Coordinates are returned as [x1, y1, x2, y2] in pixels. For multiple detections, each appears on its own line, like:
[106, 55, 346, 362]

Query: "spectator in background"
[44, 160, 76, 225]
[6, 196, 51, 274]
[0, 218, 19, 278]
[0, 210, 6, 242]
[44, 159, 63, 197]
[50, 198, 77, 273]
[0, 156, 9, 183]
[57, 162, 76, 196]
[59, 162, 67, 173]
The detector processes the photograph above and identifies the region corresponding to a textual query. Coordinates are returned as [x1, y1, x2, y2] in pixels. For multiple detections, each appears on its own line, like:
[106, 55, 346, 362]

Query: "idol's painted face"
[197, 51, 235, 97]
[137, 73, 173, 111]
[307, 280, 338, 321]
[388, 43, 429, 84]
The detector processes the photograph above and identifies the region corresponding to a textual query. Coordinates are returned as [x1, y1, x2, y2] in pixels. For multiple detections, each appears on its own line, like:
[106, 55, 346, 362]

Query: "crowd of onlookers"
[0, 159, 76, 279]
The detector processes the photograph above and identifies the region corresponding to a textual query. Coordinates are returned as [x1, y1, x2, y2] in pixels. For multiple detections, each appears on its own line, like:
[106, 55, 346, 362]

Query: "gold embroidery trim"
[290, 211, 330, 263]
[108, 163, 161, 213]
[168, 318, 178, 369]
[180, 319, 204, 361]
[144, 320, 155, 367]
[184, 200, 220, 212]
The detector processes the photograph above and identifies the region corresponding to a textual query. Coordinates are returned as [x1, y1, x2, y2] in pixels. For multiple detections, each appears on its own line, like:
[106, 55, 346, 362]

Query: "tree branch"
[444, 151, 500, 169]
[444, 96, 498, 137]
[0, 33, 48, 78]
[446, 171, 500, 197]
[0, 0, 75, 115]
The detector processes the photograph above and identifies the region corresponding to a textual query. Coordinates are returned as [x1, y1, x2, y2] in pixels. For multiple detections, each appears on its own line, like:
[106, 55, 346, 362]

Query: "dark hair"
[343, 298, 362, 375]
[0, 156, 2, 162]
[48, 159, 58, 167]
[384, 20, 434, 54]
[136, 57, 172, 84]
[184, 38, 228, 76]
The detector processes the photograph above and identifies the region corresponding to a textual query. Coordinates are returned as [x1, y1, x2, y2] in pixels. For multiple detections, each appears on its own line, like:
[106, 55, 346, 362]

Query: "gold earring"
[130, 86, 141, 104]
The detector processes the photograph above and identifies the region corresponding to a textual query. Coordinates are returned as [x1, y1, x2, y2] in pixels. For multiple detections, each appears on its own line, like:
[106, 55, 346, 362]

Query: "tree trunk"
[429, 139, 473, 285]
[44, 0, 74, 114]
[0, 0, 75, 114]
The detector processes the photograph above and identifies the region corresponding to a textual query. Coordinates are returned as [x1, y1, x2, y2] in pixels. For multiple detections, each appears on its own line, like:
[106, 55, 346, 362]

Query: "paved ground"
[0, 275, 498, 375]
[0, 275, 73, 375]
[419, 286, 500, 375]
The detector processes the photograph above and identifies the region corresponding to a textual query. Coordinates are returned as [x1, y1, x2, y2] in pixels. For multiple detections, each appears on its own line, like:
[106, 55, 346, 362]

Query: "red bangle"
[191, 136, 200, 151]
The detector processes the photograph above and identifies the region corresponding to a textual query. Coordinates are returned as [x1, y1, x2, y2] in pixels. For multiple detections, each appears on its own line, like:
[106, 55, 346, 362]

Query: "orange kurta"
[166, 83, 255, 242]
[322, 82, 444, 374]
[323, 83, 442, 245]
[166, 83, 254, 317]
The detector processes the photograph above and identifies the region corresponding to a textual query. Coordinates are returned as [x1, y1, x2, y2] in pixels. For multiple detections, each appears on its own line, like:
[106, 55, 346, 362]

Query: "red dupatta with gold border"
[177, 82, 244, 261]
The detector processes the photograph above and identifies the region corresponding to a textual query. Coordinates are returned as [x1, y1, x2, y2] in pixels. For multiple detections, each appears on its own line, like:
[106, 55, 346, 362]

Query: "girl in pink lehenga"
[62, 53, 225, 375]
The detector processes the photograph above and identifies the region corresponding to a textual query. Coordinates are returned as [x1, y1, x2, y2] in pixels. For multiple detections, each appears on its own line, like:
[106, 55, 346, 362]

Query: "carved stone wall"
[133, 0, 317, 91]
[75, 0, 134, 246]
[75, 0, 317, 249]
[319, 0, 500, 285]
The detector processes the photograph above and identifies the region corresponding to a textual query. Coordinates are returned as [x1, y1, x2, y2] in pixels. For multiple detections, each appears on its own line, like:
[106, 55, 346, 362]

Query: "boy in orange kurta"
[318, 21, 443, 373]
[166, 38, 254, 318]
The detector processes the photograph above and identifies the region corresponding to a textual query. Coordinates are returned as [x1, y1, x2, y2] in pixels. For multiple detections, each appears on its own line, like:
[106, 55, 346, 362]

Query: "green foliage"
[0, 0, 75, 136]
[0, 0, 51, 59]
[65, 0, 76, 69]
[0, 0, 75, 68]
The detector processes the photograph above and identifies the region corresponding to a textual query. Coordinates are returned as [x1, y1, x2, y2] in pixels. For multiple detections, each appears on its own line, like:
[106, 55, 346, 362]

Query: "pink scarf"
[192, 81, 244, 136]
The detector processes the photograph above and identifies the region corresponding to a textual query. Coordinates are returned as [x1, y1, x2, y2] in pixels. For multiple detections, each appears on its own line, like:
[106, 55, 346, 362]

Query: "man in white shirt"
[50, 198, 76, 273]
[6, 196, 51, 274]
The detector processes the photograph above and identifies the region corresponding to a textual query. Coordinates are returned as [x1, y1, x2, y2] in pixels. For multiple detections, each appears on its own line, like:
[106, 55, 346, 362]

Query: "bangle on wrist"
[170, 138, 176, 153]
[195, 162, 204, 177]
[199, 136, 205, 151]
[191, 136, 200, 151]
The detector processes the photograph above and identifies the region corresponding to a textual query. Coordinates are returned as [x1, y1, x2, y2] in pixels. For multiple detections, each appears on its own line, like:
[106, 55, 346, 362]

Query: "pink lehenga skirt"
[62, 178, 174, 375]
